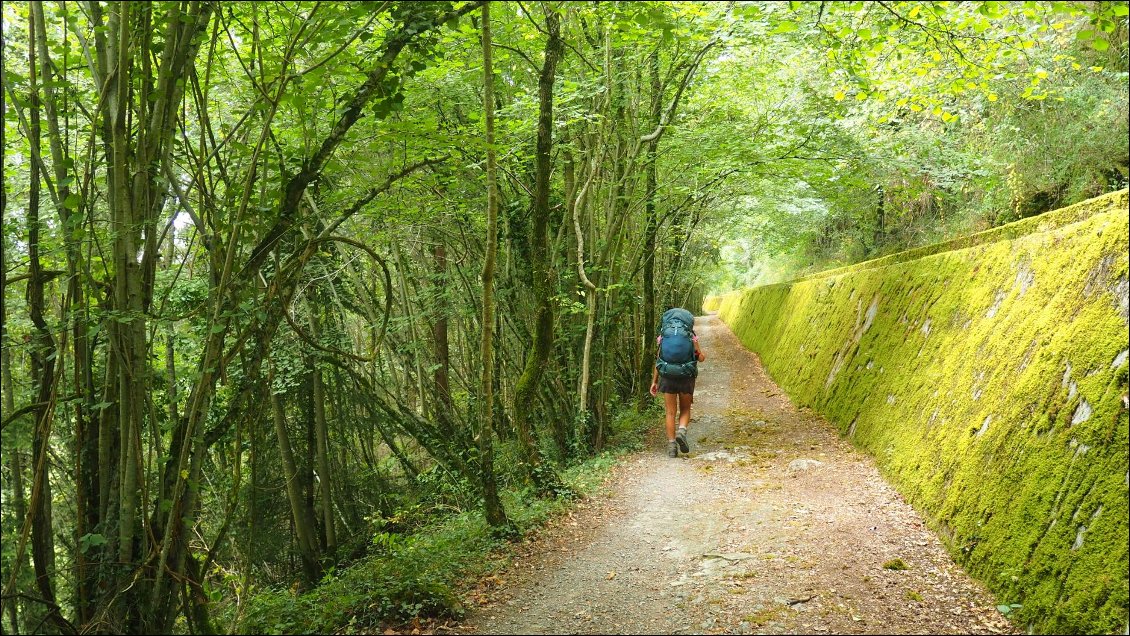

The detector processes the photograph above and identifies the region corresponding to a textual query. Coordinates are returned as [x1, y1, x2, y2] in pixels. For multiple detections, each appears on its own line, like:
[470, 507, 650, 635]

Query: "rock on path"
[458, 314, 1016, 635]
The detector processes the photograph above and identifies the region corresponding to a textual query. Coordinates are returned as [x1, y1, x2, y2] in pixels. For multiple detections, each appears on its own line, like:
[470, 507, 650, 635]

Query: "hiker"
[649, 307, 706, 457]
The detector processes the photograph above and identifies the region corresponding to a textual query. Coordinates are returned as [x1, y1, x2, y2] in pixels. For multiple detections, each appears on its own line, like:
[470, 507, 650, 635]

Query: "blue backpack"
[656, 308, 697, 379]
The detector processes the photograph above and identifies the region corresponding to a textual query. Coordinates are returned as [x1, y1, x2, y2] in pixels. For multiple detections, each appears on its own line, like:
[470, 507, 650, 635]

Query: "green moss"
[711, 189, 1130, 634]
[744, 605, 787, 626]
[884, 558, 910, 571]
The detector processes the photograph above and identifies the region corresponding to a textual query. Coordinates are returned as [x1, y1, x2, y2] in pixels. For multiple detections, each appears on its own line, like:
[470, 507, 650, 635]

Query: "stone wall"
[708, 189, 1129, 633]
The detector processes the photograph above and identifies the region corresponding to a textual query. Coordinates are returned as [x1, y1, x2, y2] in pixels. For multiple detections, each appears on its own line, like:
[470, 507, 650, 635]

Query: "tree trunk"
[1, 321, 25, 634]
[29, 4, 101, 616]
[305, 304, 337, 557]
[270, 388, 323, 586]
[511, 9, 564, 493]
[570, 141, 601, 443]
[639, 50, 662, 410]
[432, 239, 456, 427]
[478, 1, 510, 529]
[24, 20, 61, 624]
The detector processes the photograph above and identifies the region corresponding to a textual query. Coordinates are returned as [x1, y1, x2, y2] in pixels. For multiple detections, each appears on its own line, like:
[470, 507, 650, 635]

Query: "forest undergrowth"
[235, 407, 657, 634]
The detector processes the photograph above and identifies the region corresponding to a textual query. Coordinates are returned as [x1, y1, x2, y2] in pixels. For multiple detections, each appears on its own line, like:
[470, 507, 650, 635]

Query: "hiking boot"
[667, 440, 679, 458]
[676, 428, 690, 454]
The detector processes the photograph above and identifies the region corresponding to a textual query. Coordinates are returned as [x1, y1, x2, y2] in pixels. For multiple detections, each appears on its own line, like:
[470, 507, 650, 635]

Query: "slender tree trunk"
[313, 371, 335, 556]
[305, 304, 337, 557]
[394, 245, 426, 414]
[303, 378, 317, 548]
[0, 39, 24, 634]
[29, 6, 101, 617]
[245, 389, 259, 593]
[24, 19, 61, 623]
[269, 388, 322, 586]
[873, 185, 886, 254]
[95, 11, 151, 624]
[511, 10, 564, 492]
[478, 1, 510, 529]
[184, 554, 216, 635]
[639, 50, 662, 410]
[433, 240, 454, 419]
[571, 143, 600, 439]
[1, 317, 24, 634]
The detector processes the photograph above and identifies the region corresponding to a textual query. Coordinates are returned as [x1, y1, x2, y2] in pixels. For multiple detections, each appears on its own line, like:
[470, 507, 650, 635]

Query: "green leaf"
[1112, 4, 1129, 16]
[1091, 38, 1109, 51]
[772, 21, 798, 34]
[79, 533, 107, 552]
[63, 192, 82, 210]
[1076, 29, 1094, 40]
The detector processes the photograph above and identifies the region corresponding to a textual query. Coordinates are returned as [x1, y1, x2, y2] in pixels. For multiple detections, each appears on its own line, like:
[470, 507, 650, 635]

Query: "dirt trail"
[459, 314, 1016, 635]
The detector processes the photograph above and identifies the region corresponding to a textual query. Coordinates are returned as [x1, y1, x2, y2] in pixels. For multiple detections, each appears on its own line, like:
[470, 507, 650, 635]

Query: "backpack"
[656, 308, 698, 379]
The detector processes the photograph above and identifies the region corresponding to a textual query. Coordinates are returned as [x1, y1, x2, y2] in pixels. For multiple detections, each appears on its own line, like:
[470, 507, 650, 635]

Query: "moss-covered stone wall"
[709, 189, 1129, 634]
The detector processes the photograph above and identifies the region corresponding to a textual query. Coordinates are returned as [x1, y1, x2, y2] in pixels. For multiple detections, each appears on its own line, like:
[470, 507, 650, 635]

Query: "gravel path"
[457, 314, 1016, 635]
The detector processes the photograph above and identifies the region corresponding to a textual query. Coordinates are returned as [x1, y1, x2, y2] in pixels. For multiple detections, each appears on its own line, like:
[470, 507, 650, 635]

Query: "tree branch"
[242, 1, 483, 276]
[638, 39, 718, 146]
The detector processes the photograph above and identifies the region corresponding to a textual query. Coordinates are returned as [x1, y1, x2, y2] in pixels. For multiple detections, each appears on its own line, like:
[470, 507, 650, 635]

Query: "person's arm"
[650, 348, 660, 395]
[694, 337, 706, 362]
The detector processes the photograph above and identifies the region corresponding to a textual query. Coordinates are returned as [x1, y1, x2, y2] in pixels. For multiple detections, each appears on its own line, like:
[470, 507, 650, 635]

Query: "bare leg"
[664, 393, 678, 440]
[678, 393, 692, 429]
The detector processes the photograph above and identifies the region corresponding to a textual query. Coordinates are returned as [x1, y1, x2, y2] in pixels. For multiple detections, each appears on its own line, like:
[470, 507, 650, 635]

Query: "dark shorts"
[658, 374, 695, 397]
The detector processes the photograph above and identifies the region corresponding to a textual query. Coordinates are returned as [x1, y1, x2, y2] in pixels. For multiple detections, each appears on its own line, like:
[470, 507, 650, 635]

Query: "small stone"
[1114, 349, 1130, 369]
[788, 458, 824, 472]
[975, 415, 992, 437]
[737, 621, 754, 635]
[1071, 399, 1092, 425]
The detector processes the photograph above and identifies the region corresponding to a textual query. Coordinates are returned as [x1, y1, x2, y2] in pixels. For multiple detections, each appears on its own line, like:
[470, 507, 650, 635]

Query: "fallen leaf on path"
[606, 570, 617, 580]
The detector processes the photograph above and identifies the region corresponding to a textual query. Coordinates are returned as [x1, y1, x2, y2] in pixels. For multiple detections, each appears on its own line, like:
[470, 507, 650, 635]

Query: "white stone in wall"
[1071, 399, 1092, 425]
